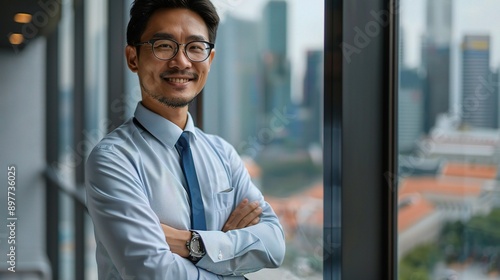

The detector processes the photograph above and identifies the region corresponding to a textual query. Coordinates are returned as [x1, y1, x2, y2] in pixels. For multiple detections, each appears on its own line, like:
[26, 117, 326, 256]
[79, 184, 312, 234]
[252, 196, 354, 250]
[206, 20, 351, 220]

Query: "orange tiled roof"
[398, 195, 435, 232]
[442, 162, 497, 179]
[399, 177, 483, 197]
[266, 182, 323, 238]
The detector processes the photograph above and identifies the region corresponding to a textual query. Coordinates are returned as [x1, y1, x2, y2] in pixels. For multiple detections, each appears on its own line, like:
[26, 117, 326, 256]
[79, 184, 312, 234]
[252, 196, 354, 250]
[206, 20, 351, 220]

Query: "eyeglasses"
[134, 38, 215, 62]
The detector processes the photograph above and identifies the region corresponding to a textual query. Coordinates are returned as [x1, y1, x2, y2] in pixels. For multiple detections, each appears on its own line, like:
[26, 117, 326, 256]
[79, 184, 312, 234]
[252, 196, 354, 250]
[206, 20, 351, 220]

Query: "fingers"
[250, 216, 260, 226]
[235, 206, 262, 229]
[224, 198, 250, 227]
[222, 199, 262, 232]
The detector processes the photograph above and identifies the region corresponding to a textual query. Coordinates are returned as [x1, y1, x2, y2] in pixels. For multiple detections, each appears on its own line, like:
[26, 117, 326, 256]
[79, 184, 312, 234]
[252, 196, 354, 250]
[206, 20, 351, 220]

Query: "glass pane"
[398, 1, 500, 279]
[58, 0, 75, 278]
[84, 0, 107, 278]
[204, 0, 324, 278]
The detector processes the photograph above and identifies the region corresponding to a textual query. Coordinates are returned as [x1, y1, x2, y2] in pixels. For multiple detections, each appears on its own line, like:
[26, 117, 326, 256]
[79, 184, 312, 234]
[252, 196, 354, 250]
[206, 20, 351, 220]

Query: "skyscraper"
[261, 0, 291, 120]
[301, 50, 323, 146]
[203, 15, 261, 147]
[461, 35, 496, 128]
[399, 28, 424, 153]
[399, 69, 424, 153]
[422, 0, 452, 132]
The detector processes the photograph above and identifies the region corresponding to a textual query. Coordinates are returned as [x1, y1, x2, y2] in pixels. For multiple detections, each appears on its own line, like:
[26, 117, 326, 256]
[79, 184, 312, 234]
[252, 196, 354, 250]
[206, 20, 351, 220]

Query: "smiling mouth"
[161, 70, 198, 84]
[165, 78, 191, 83]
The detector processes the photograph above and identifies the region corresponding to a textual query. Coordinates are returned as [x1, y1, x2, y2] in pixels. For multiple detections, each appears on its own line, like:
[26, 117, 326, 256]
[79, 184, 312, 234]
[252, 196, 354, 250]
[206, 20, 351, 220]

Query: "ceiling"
[0, 0, 61, 52]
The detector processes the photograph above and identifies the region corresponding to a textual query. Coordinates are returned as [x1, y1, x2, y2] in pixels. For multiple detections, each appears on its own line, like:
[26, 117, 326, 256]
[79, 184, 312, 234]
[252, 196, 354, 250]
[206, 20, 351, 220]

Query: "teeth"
[167, 78, 189, 83]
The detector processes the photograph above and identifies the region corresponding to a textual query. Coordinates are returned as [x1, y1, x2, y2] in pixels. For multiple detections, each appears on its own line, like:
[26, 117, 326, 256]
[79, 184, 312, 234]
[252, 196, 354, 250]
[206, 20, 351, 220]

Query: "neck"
[141, 98, 189, 130]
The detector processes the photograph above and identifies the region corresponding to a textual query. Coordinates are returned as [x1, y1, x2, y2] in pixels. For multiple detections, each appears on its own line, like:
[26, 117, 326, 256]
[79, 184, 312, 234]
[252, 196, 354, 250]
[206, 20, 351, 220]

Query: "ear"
[207, 48, 215, 71]
[125, 45, 139, 72]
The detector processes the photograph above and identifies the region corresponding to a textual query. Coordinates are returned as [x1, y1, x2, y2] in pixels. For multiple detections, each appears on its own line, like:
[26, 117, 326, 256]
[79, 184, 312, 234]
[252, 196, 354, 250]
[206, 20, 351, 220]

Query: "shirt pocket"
[212, 187, 235, 228]
[212, 187, 235, 211]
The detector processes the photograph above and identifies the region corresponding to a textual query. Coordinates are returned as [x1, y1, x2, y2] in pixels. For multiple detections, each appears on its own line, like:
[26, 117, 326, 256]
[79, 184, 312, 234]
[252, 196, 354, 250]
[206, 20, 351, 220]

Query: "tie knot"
[177, 132, 190, 149]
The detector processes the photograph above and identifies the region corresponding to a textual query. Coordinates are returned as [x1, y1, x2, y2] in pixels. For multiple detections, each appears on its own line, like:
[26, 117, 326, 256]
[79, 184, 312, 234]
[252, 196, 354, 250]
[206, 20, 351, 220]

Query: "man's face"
[126, 8, 215, 108]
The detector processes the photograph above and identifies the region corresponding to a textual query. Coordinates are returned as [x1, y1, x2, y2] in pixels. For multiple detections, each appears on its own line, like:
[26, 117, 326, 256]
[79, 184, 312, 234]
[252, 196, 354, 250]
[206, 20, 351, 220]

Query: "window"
[398, 1, 500, 279]
[203, 0, 324, 278]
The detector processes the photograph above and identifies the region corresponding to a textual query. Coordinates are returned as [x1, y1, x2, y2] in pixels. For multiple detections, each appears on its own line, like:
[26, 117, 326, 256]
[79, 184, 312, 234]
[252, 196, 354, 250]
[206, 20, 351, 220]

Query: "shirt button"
[218, 250, 223, 260]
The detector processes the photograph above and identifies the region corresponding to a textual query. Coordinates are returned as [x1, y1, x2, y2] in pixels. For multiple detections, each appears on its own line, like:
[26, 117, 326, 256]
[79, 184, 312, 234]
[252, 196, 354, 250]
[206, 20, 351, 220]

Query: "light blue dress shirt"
[85, 103, 285, 279]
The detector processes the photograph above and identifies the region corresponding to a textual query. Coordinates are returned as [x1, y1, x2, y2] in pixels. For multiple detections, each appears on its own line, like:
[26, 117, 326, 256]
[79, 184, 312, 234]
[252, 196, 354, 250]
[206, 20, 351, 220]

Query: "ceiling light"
[14, 13, 32, 24]
[9, 33, 24, 45]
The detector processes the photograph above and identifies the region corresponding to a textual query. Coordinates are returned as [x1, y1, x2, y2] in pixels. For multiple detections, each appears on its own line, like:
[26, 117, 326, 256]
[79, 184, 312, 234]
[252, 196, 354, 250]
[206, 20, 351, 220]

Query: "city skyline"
[217, 0, 500, 70]
[401, 0, 500, 120]
[402, 0, 500, 68]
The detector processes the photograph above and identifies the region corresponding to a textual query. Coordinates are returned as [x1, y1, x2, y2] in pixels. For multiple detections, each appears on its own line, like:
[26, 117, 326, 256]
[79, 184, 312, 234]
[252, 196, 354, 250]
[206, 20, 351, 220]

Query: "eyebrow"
[151, 33, 208, 42]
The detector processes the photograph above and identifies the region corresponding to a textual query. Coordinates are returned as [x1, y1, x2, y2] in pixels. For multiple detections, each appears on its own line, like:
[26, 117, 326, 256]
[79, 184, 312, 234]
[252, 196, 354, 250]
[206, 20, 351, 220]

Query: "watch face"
[191, 238, 201, 253]
[189, 234, 205, 258]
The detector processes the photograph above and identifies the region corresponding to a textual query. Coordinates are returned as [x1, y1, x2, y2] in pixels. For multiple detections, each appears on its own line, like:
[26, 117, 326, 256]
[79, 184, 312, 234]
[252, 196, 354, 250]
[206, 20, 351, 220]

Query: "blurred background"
[1, 0, 500, 279]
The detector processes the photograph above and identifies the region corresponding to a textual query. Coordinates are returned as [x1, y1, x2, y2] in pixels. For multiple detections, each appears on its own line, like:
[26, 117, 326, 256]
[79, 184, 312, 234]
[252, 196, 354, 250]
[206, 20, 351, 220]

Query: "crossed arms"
[161, 198, 263, 258]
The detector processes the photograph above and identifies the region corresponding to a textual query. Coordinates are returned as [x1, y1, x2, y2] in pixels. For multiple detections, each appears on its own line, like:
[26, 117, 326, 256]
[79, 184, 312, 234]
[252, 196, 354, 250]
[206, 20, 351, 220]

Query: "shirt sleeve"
[85, 145, 234, 280]
[195, 141, 286, 276]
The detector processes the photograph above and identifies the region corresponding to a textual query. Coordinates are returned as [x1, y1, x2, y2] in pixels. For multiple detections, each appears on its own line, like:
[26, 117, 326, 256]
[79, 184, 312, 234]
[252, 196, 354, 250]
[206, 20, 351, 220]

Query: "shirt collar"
[134, 102, 197, 148]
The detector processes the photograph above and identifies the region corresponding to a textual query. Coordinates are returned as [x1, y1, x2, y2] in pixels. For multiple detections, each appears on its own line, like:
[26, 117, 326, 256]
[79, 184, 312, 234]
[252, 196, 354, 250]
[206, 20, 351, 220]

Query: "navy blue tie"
[176, 132, 207, 230]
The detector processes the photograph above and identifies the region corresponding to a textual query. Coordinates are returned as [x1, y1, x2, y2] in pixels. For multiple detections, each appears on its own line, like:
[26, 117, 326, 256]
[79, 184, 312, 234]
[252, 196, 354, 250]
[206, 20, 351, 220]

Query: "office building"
[302, 50, 324, 146]
[421, 0, 452, 132]
[399, 69, 424, 153]
[204, 15, 261, 147]
[461, 35, 495, 128]
[261, 0, 291, 121]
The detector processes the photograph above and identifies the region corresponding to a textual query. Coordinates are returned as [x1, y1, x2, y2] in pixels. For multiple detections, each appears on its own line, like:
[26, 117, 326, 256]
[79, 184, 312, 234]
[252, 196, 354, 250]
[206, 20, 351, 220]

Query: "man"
[84, 0, 286, 279]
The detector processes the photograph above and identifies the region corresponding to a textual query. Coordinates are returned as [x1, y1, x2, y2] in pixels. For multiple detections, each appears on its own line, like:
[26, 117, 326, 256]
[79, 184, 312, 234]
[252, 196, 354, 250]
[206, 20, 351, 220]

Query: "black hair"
[126, 0, 220, 45]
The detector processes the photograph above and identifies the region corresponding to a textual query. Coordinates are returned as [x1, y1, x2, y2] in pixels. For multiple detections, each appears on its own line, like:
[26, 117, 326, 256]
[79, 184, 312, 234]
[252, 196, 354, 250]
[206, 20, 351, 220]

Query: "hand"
[222, 199, 262, 232]
[161, 224, 191, 258]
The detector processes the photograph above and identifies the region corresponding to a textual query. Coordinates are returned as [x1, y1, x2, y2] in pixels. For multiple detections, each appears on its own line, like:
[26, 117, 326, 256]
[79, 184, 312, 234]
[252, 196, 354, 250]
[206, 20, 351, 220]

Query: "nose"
[168, 45, 192, 69]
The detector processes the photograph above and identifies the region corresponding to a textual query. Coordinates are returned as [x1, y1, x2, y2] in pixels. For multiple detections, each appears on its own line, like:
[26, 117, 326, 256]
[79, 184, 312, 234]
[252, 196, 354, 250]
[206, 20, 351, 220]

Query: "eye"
[154, 40, 175, 50]
[187, 42, 208, 53]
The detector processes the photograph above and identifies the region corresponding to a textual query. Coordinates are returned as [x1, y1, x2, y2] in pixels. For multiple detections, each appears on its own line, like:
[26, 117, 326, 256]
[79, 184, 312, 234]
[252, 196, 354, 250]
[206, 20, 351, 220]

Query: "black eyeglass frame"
[134, 38, 215, 62]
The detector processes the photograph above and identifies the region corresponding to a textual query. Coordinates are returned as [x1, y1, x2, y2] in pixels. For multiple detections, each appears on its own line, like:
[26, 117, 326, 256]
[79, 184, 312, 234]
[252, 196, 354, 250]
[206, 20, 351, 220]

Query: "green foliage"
[399, 243, 441, 280]
[439, 221, 465, 263]
[438, 208, 500, 265]
[466, 208, 500, 247]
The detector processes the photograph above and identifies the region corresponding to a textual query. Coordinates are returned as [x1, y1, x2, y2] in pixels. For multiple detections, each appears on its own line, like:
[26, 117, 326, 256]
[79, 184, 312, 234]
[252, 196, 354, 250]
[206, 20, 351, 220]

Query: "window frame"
[323, 0, 398, 279]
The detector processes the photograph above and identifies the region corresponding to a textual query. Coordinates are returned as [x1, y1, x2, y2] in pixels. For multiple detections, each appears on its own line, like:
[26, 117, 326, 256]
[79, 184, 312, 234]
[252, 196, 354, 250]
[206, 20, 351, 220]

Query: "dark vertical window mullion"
[386, 0, 399, 278]
[45, 26, 61, 280]
[107, 0, 126, 130]
[324, 0, 398, 278]
[323, 0, 343, 279]
[73, 0, 86, 279]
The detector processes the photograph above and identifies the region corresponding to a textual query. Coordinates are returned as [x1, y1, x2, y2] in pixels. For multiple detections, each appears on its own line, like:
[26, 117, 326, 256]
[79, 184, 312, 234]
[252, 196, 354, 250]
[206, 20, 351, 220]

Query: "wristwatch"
[186, 231, 206, 262]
